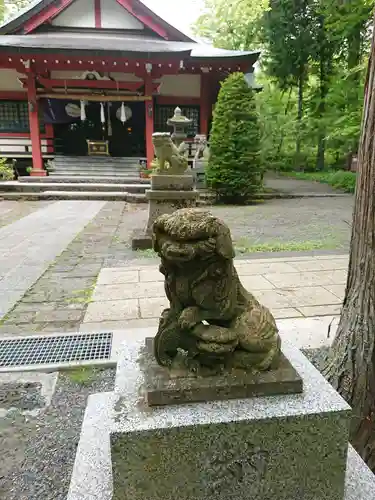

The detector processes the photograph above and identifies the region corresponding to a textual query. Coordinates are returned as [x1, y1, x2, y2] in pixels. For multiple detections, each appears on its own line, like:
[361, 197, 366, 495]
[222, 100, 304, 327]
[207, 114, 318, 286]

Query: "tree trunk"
[322, 15, 375, 470]
[296, 70, 304, 156]
[316, 16, 332, 172]
[276, 87, 293, 156]
[316, 17, 327, 171]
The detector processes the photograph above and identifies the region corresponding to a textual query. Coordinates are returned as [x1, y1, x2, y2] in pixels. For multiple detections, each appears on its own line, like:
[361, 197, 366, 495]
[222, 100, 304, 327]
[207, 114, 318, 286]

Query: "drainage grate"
[0, 332, 113, 368]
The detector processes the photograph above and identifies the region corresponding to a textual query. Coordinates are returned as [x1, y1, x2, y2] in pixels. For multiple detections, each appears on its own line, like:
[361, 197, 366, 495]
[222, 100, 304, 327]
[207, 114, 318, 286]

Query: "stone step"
[52, 162, 139, 168]
[53, 156, 145, 165]
[51, 167, 140, 173]
[0, 191, 148, 202]
[54, 156, 139, 160]
[18, 175, 150, 184]
[50, 171, 140, 177]
[0, 181, 148, 194]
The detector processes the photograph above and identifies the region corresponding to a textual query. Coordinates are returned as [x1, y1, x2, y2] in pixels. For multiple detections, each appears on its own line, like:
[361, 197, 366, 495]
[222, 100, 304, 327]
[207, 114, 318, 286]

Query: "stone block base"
[131, 231, 152, 251]
[131, 174, 199, 249]
[65, 334, 366, 500]
[67, 393, 375, 500]
[30, 169, 47, 177]
[151, 174, 194, 191]
[146, 189, 199, 233]
[141, 337, 303, 406]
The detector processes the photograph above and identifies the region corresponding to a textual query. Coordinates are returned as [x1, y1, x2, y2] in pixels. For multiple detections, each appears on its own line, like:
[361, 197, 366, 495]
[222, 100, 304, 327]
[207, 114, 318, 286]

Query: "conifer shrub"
[206, 72, 262, 203]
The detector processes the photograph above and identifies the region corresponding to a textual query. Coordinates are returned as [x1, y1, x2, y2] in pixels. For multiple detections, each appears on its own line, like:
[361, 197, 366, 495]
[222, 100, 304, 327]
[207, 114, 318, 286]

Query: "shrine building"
[0, 0, 260, 176]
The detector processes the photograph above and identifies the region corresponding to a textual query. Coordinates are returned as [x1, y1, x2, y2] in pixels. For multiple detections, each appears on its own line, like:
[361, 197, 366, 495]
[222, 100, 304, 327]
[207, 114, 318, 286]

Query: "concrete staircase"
[50, 155, 145, 178]
[0, 156, 151, 201]
[0, 156, 213, 202]
[0, 181, 148, 201]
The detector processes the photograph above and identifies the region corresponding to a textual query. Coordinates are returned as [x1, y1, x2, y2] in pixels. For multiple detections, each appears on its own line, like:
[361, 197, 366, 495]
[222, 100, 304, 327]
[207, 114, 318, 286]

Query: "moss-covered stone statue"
[152, 132, 188, 175]
[152, 208, 281, 373]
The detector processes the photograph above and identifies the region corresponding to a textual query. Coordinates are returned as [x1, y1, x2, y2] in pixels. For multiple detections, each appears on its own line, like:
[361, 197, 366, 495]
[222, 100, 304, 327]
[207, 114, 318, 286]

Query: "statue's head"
[152, 132, 172, 149]
[152, 209, 235, 264]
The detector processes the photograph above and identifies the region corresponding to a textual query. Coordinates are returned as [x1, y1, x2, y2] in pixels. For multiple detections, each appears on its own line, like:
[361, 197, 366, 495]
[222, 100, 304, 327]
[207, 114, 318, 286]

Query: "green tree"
[321, 0, 372, 160]
[256, 78, 300, 169]
[193, 0, 268, 49]
[261, 0, 317, 157]
[2, 0, 31, 21]
[0, 1, 5, 21]
[194, 0, 372, 173]
[206, 72, 262, 203]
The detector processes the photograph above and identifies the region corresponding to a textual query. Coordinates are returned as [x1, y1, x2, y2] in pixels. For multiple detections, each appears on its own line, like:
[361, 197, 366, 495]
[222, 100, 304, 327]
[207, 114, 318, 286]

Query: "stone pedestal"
[132, 174, 199, 250]
[67, 334, 375, 500]
[192, 159, 207, 189]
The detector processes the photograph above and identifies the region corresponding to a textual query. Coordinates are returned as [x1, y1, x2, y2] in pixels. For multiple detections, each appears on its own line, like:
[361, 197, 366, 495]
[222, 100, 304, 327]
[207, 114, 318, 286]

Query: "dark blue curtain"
[41, 98, 79, 124]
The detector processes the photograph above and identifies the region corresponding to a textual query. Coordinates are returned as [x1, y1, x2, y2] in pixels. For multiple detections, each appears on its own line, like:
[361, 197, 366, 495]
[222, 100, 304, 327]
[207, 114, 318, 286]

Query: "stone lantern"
[131, 107, 198, 250]
[167, 106, 192, 147]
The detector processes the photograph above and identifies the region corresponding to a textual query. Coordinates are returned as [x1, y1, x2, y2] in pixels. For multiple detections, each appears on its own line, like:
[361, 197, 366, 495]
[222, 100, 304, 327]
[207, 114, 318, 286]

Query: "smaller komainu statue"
[193, 135, 210, 163]
[152, 208, 281, 373]
[152, 132, 188, 175]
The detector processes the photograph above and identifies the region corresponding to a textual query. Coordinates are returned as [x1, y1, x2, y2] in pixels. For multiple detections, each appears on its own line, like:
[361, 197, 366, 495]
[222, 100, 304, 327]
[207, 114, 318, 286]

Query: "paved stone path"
[0, 201, 52, 228]
[0, 201, 105, 321]
[0, 195, 352, 337]
[0, 202, 139, 336]
[81, 253, 347, 332]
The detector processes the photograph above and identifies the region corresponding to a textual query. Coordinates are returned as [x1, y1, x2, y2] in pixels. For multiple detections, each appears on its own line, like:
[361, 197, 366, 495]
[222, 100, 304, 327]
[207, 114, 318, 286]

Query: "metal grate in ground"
[0, 332, 113, 369]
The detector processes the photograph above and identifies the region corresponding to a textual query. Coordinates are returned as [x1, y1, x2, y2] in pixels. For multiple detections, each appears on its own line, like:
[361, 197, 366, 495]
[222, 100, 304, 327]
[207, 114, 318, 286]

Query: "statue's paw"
[178, 307, 200, 330]
[197, 340, 237, 355]
[158, 308, 171, 328]
[192, 323, 238, 344]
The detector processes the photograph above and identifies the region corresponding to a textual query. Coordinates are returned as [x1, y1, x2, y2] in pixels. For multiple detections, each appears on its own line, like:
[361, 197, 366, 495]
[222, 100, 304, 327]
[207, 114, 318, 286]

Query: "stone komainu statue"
[152, 208, 281, 372]
[152, 132, 188, 175]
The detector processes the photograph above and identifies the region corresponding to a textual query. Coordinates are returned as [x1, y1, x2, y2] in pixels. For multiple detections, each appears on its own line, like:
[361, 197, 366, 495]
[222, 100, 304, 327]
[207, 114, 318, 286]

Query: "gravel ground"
[0, 368, 115, 500]
[0, 382, 45, 410]
[264, 173, 340, 194]
[302, 346, 331, 371]
[211, 197, 353, 252]
[105, 196, 353, 265]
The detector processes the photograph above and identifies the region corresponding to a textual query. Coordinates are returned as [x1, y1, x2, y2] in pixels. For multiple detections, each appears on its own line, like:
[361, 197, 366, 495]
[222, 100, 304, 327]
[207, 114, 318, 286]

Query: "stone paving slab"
[82, 254, 348, 329]
[0, 201, 105, 320]
[0, 200, 52, 229]
[0, 202, 155, 338]
[0, 202, 131, 337]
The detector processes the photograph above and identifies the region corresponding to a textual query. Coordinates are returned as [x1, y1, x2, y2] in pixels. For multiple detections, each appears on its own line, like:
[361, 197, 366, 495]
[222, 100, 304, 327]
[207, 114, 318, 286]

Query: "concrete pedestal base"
[192, 160, 207, 189]
[67, 333, 375, 500]
[132, 174, 199, 250]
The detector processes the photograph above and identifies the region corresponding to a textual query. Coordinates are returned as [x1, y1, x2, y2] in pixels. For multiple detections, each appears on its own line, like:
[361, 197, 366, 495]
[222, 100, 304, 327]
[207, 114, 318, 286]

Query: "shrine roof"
[0, 32, 260, 65]
[0, 0, 194, 42]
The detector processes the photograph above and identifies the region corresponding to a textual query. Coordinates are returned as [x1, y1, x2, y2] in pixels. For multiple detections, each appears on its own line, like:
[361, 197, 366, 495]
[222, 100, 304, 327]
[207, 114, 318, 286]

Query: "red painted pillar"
[94, 0, 101, 28]
[27, 74, 46, 176]
[144, 75, 154, 168]
[200, 72, 210, 136]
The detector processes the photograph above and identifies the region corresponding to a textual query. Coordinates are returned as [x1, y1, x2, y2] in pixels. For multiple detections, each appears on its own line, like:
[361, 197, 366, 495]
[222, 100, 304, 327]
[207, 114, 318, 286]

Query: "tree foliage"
[261, 0, 318, 155]
[193, 0, 268, 49]
[193, 0, 373, 173]
[206, 73, 262, 203]
[2, 0, 31, 22]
